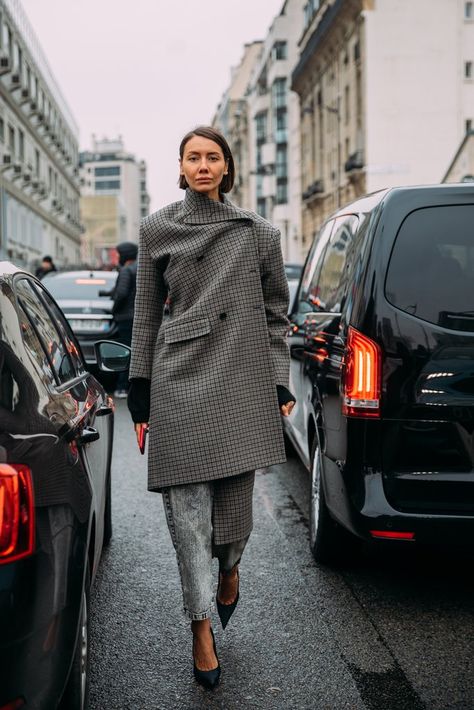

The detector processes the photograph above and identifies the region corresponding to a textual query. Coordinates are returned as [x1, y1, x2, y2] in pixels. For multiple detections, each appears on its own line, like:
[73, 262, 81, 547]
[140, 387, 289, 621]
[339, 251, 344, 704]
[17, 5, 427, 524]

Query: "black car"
[285, 184, 474, 565]
[42, 270, 119, 366]
[0, 261, 129, 708]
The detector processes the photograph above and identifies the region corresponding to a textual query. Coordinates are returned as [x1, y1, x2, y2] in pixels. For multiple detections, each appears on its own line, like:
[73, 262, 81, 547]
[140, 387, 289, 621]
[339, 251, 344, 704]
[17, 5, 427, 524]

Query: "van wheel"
[103, 472, 112, 547]
[59, 566, 90, 710]
[309, 438, 357, 566]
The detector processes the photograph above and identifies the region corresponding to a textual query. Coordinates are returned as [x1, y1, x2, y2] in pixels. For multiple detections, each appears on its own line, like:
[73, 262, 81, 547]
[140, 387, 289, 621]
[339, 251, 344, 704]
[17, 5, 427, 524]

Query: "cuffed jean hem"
[184, 604, 214, 621]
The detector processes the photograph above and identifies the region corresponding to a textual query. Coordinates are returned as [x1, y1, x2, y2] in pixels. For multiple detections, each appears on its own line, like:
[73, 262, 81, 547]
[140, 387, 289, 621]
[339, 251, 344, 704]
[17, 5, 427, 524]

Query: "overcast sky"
[21, 0, 283, 212]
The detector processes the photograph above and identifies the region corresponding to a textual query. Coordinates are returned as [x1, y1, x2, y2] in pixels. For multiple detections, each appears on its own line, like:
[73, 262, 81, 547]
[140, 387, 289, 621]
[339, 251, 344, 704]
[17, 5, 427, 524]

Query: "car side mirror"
[94, 340, 131, 372]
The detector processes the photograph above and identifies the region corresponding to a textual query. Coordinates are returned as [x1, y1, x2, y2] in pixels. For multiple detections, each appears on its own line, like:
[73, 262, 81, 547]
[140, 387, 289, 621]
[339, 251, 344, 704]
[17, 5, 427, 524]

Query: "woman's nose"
[198, 160, 209, 172]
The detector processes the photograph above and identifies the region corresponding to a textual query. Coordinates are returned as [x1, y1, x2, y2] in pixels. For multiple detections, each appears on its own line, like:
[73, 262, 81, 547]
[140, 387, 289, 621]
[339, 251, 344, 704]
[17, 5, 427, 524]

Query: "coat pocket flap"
[164, 317, 211, 344]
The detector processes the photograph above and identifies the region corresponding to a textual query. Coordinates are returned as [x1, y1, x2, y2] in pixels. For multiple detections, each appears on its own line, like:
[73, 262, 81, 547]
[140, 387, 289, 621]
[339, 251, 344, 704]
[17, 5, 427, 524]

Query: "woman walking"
[127, 126, 295, 689]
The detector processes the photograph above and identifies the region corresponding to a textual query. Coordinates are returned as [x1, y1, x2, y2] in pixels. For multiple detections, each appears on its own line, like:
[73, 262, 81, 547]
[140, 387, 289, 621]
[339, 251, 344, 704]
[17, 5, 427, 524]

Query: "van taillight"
[342, 327, 381, 418]
[0, 464, 35, 564]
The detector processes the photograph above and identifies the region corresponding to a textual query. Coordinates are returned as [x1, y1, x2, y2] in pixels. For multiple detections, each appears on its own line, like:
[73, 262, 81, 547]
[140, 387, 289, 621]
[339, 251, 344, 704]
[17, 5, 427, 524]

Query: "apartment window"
[8, 124, 14, 154]
[344, 85, 350, 124]
[95, 180, 120, 190]
[276, 182, 288, 204]
[466, 119, 473, 133]
[272, 78, 287, 110]
[0, 117, 4, 143]
[18, 129, 24, 161]
[140, 180, 146, 190]
[275, 108, 287, 144]
[273, 41, 287, 60]
[255, 112, 267, 145]
[35, 149, 40, 176]
[466, 2, 473, 19]
[465, 61, 473, 79]
[257, 197, 266, 219]
[276, 144, 288, 179]
[95, 165, 120, 177]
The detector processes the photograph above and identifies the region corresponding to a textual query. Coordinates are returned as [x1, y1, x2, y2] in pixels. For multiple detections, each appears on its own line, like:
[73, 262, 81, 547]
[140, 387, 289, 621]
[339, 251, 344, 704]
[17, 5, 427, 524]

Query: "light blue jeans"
[162, 482, 250, 620]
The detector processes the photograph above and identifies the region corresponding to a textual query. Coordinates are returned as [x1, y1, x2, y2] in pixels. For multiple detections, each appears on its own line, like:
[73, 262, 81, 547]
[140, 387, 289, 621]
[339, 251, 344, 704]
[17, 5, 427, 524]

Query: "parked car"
[42, 270, 119, 365]
[0, 261, 130, 708]
[284, 184, 474, 565]
[284, 262, 303, 281]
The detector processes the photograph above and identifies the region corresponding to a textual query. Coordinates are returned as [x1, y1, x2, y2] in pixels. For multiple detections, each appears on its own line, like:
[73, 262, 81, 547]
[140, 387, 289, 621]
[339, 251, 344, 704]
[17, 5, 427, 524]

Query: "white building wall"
[364, 0, 471, 191]
[248, 0, 305, 262]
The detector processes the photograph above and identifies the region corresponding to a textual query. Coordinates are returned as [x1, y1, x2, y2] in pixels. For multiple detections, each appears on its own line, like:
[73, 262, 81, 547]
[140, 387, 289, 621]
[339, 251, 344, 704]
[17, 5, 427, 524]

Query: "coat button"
[219, 312, 227, 320]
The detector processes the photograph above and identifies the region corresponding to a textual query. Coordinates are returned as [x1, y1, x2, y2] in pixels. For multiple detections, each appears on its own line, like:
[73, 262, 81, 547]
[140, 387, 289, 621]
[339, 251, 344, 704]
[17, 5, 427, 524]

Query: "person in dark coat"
[111, 241, 138, 397]
[35, 255, 57, 280]
[127, 126, 295, 689]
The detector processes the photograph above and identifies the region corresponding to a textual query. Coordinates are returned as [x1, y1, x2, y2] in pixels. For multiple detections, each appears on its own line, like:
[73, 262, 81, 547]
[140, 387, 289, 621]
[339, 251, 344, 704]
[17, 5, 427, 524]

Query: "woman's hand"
[280, 401, 295, 417]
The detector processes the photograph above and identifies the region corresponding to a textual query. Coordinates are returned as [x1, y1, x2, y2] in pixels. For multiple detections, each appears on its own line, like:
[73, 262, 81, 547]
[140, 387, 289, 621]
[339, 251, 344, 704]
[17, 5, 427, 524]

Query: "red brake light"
[370, 530, 415, 540]
[342, 327, 381, 418]
[0, 464, 35, 564]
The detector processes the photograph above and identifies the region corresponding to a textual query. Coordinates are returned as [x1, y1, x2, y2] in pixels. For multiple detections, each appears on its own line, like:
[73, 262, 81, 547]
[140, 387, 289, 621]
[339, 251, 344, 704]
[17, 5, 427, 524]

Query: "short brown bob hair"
[179, 126, 235, 194]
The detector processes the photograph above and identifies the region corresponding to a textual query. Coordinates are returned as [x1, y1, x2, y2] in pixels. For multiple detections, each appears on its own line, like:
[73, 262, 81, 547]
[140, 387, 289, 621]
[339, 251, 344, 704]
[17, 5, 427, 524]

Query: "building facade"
[0, 0, 82, 269]
[292, 0, 474, 247]
[443, 130, 474, 183]
[247, 0, 305, 263]
[79, 136, 150, 265]
[213, 41, 263, 210]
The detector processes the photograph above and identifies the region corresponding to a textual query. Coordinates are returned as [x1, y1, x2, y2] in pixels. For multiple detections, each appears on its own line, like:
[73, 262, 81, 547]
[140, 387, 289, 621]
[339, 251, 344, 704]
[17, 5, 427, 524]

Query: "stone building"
[0, 0, 81, 269]
[79, 136, 150, 265]
[292, 0, 474, 247]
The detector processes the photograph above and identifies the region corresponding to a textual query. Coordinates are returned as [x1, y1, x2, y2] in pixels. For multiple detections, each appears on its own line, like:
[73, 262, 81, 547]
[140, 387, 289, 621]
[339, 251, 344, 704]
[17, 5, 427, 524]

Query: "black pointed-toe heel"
[216, 566, 240, 630]
[193, 627, 221, 689]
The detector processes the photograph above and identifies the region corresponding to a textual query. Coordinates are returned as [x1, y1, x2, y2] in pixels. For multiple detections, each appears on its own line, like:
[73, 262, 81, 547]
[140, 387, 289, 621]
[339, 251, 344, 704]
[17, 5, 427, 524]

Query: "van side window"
[297, 219, 334, 311]
[317, 215, 359, 312]
[15, 278, 76, 384]
[385, 205, 474, 332]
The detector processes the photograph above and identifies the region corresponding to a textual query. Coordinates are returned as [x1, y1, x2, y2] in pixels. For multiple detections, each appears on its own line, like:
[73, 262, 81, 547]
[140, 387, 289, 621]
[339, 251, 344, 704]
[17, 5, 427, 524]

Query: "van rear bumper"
[323, 457, 474, 546]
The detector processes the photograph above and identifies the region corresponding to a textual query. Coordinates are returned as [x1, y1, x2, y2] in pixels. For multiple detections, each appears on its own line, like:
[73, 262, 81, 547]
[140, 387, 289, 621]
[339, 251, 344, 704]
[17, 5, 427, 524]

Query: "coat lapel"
[178, 188, 253, 225]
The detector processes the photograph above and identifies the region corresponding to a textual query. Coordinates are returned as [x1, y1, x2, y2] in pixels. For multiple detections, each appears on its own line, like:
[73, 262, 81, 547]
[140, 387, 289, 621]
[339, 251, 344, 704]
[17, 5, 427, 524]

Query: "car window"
[43, 273, 117, 300]
[385, 205, 474, 332]
[317, 215, 359, 312]
[15, 278, 76, 384]
[297, 219, 335, 312]
[33, 283, 86, 375]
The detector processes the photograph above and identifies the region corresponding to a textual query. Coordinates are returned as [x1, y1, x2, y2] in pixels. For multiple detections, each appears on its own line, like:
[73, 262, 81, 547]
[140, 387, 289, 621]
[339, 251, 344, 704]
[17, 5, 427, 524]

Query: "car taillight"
[342, 327, 381, 418]
[0, 464, 35, 564]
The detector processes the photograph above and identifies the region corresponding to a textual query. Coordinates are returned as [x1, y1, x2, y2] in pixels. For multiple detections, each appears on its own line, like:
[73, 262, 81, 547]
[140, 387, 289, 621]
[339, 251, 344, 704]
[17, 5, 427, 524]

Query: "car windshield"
[285, 263, 303, 280]
[43, 273, 117, 300]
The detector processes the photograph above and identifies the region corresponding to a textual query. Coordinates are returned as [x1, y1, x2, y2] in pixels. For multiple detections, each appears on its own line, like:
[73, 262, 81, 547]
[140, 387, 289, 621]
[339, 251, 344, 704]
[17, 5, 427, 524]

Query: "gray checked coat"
[129, 188, 290, 491]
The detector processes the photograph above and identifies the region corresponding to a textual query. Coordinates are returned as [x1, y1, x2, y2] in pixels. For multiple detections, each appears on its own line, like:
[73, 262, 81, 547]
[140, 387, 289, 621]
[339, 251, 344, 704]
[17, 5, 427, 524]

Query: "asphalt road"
[89, 400, 474, 710]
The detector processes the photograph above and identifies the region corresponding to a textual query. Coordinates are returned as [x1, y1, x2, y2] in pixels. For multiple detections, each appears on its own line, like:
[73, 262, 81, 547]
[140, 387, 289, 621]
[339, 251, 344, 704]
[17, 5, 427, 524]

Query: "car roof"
[42, 270, 118, 279]
[332, 183, 474, 220]
[0, 260, 30, 278]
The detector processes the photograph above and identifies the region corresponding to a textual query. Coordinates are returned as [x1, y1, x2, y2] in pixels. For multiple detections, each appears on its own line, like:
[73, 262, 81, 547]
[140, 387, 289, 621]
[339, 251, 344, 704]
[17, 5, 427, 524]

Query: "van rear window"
[385, 205, 474, 332]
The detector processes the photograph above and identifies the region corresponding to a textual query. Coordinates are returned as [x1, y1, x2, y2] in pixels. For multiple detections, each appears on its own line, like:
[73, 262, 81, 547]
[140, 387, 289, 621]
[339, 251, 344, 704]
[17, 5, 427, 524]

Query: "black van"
[284, 184, 474, 565]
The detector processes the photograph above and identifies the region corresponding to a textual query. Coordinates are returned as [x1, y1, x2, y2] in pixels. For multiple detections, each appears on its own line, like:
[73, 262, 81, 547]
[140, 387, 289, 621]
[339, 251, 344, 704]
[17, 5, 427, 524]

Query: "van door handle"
[78, 426, 100, 445]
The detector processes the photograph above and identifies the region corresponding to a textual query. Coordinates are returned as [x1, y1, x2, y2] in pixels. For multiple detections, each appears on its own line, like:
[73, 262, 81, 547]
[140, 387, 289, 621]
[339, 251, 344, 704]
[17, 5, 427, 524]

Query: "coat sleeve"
[111, 268, 130, 313]
[129, 222, 167, 380]
[260, 227, 290, 388]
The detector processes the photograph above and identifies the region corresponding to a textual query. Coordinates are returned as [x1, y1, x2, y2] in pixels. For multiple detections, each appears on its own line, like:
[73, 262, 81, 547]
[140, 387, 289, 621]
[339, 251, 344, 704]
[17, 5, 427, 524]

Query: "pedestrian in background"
[127, 126, 295, 689]
[111, 241, 138, 398]
[35, 255, 57, 280]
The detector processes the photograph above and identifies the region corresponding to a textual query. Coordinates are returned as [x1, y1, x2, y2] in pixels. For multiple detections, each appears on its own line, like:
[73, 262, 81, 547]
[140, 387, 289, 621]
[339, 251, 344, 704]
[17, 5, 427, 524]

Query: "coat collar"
[178, 188, 252, 225]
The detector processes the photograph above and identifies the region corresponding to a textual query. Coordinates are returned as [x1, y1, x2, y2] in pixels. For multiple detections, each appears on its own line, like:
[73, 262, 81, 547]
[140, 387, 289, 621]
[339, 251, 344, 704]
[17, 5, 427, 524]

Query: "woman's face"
[180, 136, 228, 201]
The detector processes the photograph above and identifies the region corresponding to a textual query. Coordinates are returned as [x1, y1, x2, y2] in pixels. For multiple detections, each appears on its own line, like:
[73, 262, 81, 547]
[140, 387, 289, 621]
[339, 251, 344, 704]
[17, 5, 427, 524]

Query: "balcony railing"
[302, 179, 325, 200]
[345, 150, 364, 172]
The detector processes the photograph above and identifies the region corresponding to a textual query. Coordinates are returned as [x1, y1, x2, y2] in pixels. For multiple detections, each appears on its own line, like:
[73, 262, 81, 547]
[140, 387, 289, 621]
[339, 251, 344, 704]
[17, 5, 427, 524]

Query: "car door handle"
[78, 426, 100, 445]
[95, 405, 113, 417]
